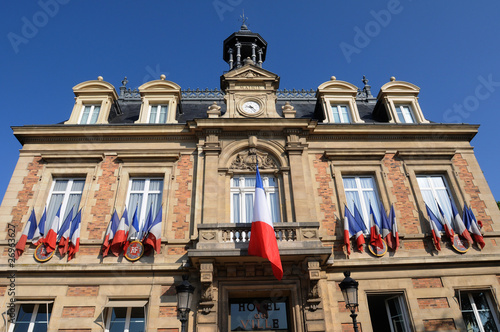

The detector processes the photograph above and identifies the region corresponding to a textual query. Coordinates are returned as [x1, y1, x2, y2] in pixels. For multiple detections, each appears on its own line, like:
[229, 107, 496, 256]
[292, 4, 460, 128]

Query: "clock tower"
[220, 24, 281, 118]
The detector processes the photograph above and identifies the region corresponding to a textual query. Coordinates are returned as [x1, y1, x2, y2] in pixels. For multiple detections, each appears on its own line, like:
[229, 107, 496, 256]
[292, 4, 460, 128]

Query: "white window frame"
[417, 175, 454, 223]
[384, 295, 412, 332]
[78, 104, 101, 124]
[342, 175, 381, 230]
[8, 302, 53, 332]
[147, 104, 168, 124]
[46, 178, 85, 230]
[395, 105, 415, 124]
[330, 104, 352, 123]
[104, 305, 147, 332]
[230, 175, 280, 223]
[125, 178, 164, 230]
[459, 290, 500, 332]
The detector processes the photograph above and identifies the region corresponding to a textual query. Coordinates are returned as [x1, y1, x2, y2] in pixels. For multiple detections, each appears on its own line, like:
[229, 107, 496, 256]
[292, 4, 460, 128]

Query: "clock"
[242, 100, 261, 114]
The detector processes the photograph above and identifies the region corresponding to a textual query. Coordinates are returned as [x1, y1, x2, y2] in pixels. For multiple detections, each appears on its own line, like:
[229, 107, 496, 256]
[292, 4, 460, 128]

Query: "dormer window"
[395, 105, 415, 123]
[316, 77, 364, 124]
[374, 78, 429, 124]
[65, 77, 119, 125]
[148, 105, 168, 124]
[136, 76, 181, 124]
[331, 104, 351, 123]
[79, 105, 101, 124]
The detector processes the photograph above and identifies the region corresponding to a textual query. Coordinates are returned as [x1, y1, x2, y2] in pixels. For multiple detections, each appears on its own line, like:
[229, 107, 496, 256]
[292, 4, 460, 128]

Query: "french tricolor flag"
[68, 210, 82, 261]
[426, 204, 443, 251]
[15, 209, 37, 259]
[57, 207, 74, 256]
[464, 205, 485, 249]
[144, 207, 162, 254]
[450, 200, 473, 244]
[102, 210, 120, 257]
[31, 208, 46, 246]
[110, 207, 129, 256]
[369, 205, 384, 250]
[248, 165, 283, 280]
[44, 205, 62, 253]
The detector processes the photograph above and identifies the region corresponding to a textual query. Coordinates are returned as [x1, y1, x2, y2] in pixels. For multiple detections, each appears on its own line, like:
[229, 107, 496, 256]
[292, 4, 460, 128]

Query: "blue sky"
[1, 1, 500, 202]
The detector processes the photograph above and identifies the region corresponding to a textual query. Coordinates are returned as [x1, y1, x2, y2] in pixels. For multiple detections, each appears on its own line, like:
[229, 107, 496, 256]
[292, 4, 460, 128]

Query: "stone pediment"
[222, 63, 278, 80]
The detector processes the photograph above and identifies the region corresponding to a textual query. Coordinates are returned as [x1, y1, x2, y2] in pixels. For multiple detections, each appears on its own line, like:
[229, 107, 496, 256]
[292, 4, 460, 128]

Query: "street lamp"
[176, 275, 195, 332]
[339, 271, 360, 332]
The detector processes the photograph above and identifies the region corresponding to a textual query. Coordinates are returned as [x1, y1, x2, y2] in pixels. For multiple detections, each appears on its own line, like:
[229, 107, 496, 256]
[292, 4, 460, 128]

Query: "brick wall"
[417, 297, 449, 309]
[158, 329, 179, 332]
[8, 156, 43, 237]
[88, 156, 119, 239]
[423, 319, 455, 331]
[383, 154, 419, 234]
[172, 155, 193, 240]
[453, 153, 493, 232]
[313, 154, 337, 237]
[159, 306, 177, 317]
[67, 286, 99, 296]
[412, 277, 443, 288]
[61, 306, 95, 318]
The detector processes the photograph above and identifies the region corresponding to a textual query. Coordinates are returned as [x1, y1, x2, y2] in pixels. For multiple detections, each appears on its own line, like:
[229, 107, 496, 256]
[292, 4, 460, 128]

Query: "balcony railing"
[195, 222, 322, 250]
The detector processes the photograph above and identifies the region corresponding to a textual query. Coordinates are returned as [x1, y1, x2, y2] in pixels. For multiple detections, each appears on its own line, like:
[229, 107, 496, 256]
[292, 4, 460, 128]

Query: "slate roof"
[109, 89, 381, 124]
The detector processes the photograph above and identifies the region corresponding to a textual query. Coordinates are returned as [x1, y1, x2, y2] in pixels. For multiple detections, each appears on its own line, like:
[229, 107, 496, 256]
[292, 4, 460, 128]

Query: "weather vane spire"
[239, 10, 248, 29]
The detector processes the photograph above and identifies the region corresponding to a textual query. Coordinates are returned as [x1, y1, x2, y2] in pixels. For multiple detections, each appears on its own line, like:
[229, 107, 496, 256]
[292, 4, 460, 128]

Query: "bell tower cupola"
[223, 18, 267, 71]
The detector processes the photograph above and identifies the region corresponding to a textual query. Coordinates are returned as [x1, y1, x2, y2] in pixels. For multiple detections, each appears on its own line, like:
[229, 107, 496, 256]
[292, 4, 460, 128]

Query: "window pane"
[80, 106, 91, 124]
[232, 194, 240, 223]
[13, 323, 31, 332]
[158, 105, 168, 123]
[109, 308, 127, 332]
[418, 175, 453, 222]
[131, 179, 145, 191]
[16, 304, 35, 322]
[339, 106, 351, 123]
[343, 177, 357, 189]
[232, 178, 240, 186]
[149, 106, 158, 123]
[331, 106, 341, 123]
[245, 193, 253, 223]
[128, 193, 143, 220]
[245, 177, 256, 187]
[46, 193, 64, 229]
[129, 307, 145, 332]
[462, 312, 481, 332]
[89, 106, 100, 124]
[35, 303, 52, 323]
[53, 179, 69, 191]
[269, 192, 280, 223]
[64, 194, 81, 220]
[71, 180, 85, 191]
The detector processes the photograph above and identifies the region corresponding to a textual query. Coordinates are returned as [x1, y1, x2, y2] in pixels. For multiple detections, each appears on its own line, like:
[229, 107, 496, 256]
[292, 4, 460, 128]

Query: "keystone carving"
[229, 148, 277, 171]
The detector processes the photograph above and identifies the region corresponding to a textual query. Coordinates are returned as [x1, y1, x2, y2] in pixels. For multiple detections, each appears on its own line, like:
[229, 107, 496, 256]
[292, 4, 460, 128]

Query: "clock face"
[242, 101, 261, 114]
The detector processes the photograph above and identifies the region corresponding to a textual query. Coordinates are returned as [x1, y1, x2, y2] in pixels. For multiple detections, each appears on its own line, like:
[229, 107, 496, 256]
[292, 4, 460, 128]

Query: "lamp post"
[176, 275, 195, 332]
[339, 271, 359, 332]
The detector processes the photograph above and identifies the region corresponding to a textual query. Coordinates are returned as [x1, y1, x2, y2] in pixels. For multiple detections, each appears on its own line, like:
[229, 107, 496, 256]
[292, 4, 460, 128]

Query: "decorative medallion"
[34, 243, 55, 263]
[124, 240, 144, 261]
[229, 148, 277, 171]
[368, 238, 388, 257]
[451, 234, 470, 254]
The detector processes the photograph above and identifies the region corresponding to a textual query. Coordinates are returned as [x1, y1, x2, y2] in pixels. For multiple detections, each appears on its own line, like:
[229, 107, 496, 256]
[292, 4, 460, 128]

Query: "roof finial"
[239, 10, 248, 30]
